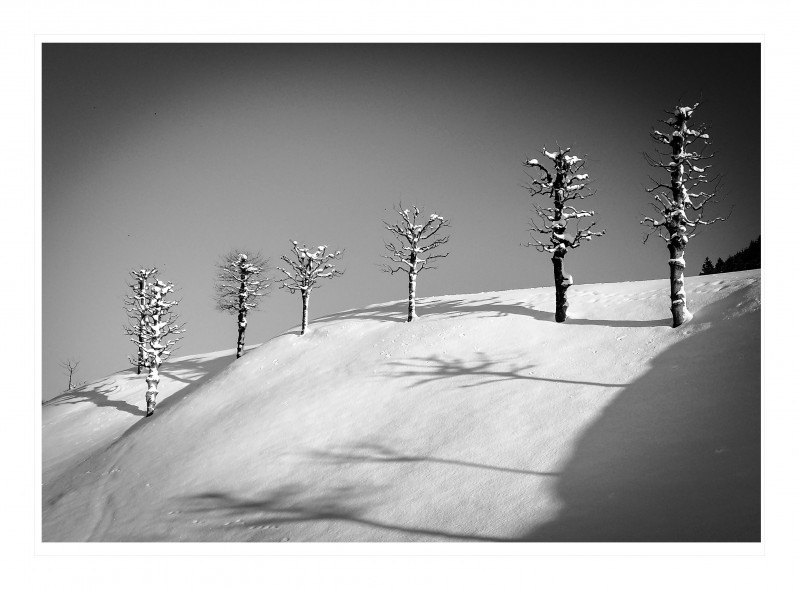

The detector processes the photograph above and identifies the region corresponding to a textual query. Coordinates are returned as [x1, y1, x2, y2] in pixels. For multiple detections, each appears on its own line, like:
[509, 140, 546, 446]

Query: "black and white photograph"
[8, 1, 796, 587]
[40, 41, 761, 544]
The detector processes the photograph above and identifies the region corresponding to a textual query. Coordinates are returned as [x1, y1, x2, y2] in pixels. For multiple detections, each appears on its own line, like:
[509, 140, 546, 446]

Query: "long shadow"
[317, 296, 669, 328]
[44, 353, 240, 418]
[315, 298, 476, 324]
[180, 485, 507, 542]
[102, 352, 244, 452]
[44, 380, 145, 417]
[158, 351, 248, 384]
[563, 316, 670, 328]
[518, 284, 761, 542]
[309, 442, 560, 477]
[390, 353, 627, 389]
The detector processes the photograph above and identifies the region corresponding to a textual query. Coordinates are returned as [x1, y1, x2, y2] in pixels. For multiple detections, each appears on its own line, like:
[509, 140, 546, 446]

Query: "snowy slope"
[43, 348, 248, 485]
[42, 270, 761, 542]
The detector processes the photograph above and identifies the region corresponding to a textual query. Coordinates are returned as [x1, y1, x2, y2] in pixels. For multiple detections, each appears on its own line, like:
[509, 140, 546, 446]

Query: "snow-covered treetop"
[128, 267, 159, 289]
[382, 203, 450, 275]
[125, 270, 185, 368]
[523, 145, 604, 254]
[642, 101, 726, 245]
[277, 240, 344, 294]
[215, 250, 271, 313]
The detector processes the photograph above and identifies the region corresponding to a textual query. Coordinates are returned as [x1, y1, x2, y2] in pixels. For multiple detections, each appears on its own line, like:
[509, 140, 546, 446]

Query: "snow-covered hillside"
[43, 348, 250, 485]
[42, 270, 761, 542]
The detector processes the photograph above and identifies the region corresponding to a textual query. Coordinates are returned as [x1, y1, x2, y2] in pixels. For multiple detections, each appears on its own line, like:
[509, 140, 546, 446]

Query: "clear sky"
[42, 42, 760, 398]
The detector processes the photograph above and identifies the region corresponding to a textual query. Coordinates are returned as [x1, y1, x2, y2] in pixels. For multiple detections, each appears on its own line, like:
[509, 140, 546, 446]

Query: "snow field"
[43, 270, 760, 542]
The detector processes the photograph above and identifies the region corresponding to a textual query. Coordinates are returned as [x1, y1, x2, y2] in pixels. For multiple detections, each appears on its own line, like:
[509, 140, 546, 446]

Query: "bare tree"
[125, 276, 186, 416]
[277, 241, 343, 335]
[523, 147, 605, 322]
[642, 101, 727, 327]
[381, 204, 450, 322]
[215, 251, 271, 358]
[124, 267, 159, 374]
[59, 359, 80, 391]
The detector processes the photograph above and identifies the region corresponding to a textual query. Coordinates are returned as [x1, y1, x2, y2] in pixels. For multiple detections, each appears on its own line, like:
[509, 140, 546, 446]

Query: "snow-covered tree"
[124, 267, 159, 374]
[58, 359, 79, 391]
[381, 204, 450, 322]
[523, 147, 605, 323]
[642, 102, 727, 327]
[215, 251, 271, 358]
[277, 241, 343, 336]
[125, 276, 185, 416]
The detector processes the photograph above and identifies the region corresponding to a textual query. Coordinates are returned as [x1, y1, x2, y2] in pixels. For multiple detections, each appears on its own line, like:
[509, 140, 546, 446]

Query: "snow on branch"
[215, 251, 271, 314]
[277, 241, 344, 294]
[642, 101, 725, 247]
[125, 277, 186, 368]
[523, 146, 604, 254]
[380, 203, 451, 275]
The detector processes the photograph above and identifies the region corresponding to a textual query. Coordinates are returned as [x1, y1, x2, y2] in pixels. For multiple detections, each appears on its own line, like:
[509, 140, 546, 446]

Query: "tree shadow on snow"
[517, 286, 761, 542]
[180, 484, 507, 542]
[316, 296, 669, 328]
[109, 356, 243, 446]
[44, 380, 146, 417]
[44, 353, 239, 418]
[389, 353, 627, 389]
[308, 442, 561, 478]
[158, 349, 256, 384]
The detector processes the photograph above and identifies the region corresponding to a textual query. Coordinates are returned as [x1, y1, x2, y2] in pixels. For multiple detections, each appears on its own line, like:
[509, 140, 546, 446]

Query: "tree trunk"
[407, 270, 418, 322]
[668, 243, 691, 327]
[236, 310, 247, 358]
[552, 253, 573, 323]
[145, 363, 160, 417]
[301, 291, 309, 335]
[236, 265, 247, 357]
[137, 276, 145, 375]
[667, 112, 692, 328]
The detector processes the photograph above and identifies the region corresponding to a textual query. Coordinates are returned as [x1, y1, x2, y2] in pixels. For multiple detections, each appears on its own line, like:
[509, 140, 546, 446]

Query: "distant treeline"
[700, 236, 760, 275]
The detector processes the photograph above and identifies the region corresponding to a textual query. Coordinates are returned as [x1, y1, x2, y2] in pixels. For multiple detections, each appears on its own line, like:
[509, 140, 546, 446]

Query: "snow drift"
[42, 270, 761, 542]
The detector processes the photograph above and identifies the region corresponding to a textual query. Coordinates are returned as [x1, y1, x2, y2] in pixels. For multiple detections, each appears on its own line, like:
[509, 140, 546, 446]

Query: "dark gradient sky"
[42, 43, 760, 398]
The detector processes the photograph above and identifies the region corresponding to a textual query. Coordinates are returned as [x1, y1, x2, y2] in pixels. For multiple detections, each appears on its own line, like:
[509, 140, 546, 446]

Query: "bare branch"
[380, 205, 450, 276]
[524, 145, 604, 256]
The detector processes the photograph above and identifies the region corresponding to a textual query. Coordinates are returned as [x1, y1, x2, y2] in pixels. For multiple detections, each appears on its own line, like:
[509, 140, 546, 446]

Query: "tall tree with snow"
[125, 276, 185, 416]
[277, 241, 343, 336]
[124, 267, 159, 374]
[523, 147, 605, 323]
[642, 101, 726, 327]
[215, 251, 271, 358]
[381, 204, 450, 322]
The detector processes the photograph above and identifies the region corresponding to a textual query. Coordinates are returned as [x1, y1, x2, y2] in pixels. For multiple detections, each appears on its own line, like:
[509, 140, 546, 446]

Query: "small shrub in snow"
[58, 359, 80, 391]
